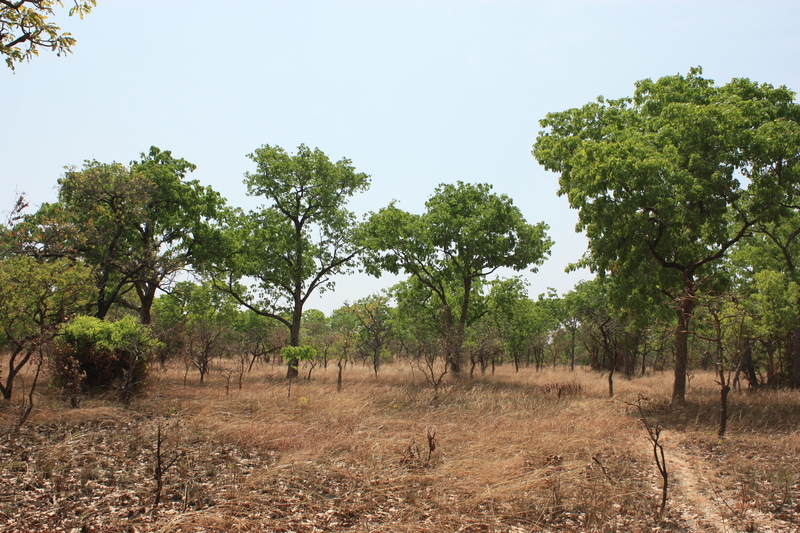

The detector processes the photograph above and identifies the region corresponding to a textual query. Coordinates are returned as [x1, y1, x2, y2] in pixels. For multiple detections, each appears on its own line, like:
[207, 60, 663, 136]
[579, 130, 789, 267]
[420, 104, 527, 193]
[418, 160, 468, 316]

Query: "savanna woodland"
[2, 4, 800, 532]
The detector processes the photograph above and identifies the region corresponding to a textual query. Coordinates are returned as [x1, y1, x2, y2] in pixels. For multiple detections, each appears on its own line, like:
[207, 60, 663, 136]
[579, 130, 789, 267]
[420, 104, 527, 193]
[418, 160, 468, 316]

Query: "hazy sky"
[3, 0, 799, 313]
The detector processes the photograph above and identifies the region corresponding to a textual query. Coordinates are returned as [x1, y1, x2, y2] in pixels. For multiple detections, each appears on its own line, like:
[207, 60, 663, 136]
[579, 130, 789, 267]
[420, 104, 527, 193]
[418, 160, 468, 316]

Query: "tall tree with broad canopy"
[360, 181, 552, 374]
[1, 0, 95, 70]
[21, 147, 224, 324]
[204, 144, 370, 378]
[533, 68, 800, 404]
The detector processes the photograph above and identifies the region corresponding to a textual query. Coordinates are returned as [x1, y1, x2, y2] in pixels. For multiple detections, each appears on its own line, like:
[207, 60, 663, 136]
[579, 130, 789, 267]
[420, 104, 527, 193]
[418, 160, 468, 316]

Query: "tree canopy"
[361, 181, 552, 374]
[203, 144, 370, 378]
[0, 255, 93, 400]
[533, 68, 800, 402]
[21, 147, 223, 324]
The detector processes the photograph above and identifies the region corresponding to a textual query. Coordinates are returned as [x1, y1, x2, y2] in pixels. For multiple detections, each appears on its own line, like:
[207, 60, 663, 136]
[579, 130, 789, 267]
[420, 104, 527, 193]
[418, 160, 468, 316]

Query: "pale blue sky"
[3, 0, 799, 313]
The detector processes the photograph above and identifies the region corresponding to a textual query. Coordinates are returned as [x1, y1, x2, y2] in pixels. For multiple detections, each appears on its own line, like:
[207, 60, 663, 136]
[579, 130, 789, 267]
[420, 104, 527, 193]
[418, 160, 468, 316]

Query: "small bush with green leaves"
[52, 315, 161, 400]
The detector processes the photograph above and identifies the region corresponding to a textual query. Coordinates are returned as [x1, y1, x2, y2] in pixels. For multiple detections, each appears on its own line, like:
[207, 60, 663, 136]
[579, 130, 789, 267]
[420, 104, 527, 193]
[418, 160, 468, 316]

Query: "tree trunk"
[570, 327, 576, 371]
[735, 339, 758, 390]
[1, 347, 33, 401]
[137, 281, 157, 325]
[792, 325, 800, 387]
[672, 295, 695, 405]
[286, 307, 302, 379]
[373, 344, 380, 377]
[608, 364, 614, 398]
[718, 381, 730, 437]
[445, 326, 464, 375]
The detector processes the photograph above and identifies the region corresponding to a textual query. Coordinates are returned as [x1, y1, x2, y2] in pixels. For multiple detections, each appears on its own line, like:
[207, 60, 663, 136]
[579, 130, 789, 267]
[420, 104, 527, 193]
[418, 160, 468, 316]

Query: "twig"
[592, 456, 614, 485]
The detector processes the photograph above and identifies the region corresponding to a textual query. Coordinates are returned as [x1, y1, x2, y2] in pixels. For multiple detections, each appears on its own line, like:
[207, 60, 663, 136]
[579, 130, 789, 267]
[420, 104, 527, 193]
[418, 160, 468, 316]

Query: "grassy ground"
[1, 360, 799, 532]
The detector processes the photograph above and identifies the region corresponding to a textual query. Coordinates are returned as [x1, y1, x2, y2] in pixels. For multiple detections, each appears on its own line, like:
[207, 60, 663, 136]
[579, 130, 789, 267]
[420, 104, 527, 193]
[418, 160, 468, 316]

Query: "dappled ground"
[1, 362, 799, 532]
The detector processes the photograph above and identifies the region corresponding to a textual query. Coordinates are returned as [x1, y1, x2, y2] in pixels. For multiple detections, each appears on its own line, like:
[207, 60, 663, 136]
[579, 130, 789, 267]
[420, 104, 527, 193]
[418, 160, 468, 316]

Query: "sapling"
[410, 351, 448, 401]
[152, 423, 183, 511]
[281, 346, 316, 397]
[626, 395, 668, 520]
[426, 428, 437, 462]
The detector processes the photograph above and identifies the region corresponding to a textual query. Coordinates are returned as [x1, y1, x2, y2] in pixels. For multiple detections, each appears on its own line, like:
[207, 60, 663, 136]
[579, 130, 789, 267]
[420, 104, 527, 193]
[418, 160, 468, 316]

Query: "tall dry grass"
[2, 358, 798, 532]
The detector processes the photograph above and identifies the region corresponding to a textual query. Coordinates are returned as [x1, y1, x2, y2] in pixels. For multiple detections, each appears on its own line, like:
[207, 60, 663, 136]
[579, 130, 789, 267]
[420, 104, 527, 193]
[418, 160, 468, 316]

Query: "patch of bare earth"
[661, 430, 734, 532]
[653, 390, 800, 533]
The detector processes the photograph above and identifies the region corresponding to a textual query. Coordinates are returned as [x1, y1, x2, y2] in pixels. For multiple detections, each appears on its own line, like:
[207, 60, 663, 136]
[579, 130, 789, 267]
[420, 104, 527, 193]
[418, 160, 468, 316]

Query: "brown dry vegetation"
[1, 361, 799, 532]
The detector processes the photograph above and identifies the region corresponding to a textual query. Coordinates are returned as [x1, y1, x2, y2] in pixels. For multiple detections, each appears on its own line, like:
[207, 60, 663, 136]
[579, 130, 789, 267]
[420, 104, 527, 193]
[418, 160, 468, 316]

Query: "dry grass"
[1, 360, 799, 532]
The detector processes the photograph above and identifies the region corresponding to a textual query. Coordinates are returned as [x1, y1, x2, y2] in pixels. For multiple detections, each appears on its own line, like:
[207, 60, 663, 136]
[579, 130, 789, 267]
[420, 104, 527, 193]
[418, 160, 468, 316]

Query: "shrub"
[52, 315, 161, 402]
[281, 345, 317, 372]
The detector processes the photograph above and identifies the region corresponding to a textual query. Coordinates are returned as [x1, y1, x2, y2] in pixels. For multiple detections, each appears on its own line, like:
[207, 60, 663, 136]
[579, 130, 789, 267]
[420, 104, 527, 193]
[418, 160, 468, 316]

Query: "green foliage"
[0, 256, 93, 349]
[533, 68, 798, 288]
[487, 277, 554, 369]
[750, 270, 800, 341]
[23, 147, 223, 323]
[0, 0, 95, 70]
[62, 315, 159, 354]
[202, 144, 369, 377]
[533, 68, 800, 401]
[53, 315, 160, 399]
[361, 181, 552, 373]
[328, 304, 360, 365]
[348, 294, 393, 374]
[281, 345, 317, 369]
[0, 255, 93, 399]
[301, 309, 328, 336]
[150, 281, 241, 381]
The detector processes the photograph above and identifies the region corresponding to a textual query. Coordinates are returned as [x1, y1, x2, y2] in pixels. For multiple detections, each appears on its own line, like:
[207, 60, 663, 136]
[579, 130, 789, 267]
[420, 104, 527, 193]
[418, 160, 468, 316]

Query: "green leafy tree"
[301, 309, 334, 379]
[730, 229, 800, 382]
[390, 278, 450, 395]
[488, 277, 538, 371]
[204, 144, 370, 378]
[361, 181, 552, 374]
[281, 345, 317, 379]
[151, 281, 239, 383]
[0, 256, 92, 401]
[328, 305, 360, 390]
[558, 288, 585, 371]
[751, 271, 800, 382]
[570, 278, 631, 396]
[533, 68, 800, 403]
[350, 293, 393, 377]
[1, 0, 95, 70]
[232, 310, 286, 372]
[25, 147, 223, 324]
[746, 210, 800, 385]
